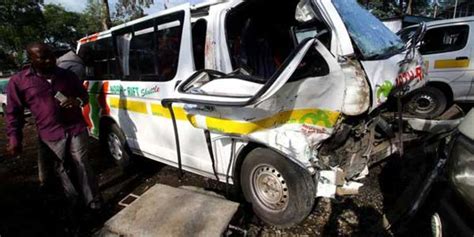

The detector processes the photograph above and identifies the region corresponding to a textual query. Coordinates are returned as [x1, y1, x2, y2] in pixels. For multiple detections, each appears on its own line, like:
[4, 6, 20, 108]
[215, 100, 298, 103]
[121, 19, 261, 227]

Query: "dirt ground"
[0, 115, 433, 237]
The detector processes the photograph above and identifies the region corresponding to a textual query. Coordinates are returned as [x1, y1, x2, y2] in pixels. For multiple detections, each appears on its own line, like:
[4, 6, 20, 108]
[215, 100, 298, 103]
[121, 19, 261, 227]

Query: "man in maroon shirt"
[5, 42, 101, 210]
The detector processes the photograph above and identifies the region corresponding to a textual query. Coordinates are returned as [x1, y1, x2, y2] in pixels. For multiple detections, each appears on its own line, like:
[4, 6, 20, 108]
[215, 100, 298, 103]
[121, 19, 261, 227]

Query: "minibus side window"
[81, 37, 119, 80]
[94, 39, 110, 79]
[156, 24, 182, 81]
[129, 29, 156, 77]
[117, 11, 185, 82]
[419, 25, 470, 55]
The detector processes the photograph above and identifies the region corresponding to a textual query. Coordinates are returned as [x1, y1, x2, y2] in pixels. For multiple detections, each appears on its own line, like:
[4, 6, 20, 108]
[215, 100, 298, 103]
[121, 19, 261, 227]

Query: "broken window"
[192, 19, 207, 70]
[332, 0, 404, 60]
[225, 0, 330, 80]
[419, 25, 470, 55]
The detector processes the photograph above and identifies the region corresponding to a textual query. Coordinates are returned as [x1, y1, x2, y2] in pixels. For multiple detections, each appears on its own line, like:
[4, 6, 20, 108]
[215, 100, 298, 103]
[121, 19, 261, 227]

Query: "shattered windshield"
[332, 0, 405, 60]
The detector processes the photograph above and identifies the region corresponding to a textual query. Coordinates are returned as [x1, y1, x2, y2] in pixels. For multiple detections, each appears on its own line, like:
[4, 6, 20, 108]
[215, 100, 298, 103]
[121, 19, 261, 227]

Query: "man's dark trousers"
[43, 131, 100, 205]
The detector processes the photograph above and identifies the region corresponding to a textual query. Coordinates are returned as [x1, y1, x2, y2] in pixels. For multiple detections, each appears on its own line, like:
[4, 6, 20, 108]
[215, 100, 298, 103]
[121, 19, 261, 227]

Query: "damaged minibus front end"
[170, 0, 427, 227]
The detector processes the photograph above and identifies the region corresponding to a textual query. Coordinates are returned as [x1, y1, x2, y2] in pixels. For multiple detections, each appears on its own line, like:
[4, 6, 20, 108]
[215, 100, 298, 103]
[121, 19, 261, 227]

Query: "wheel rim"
[411, 93, 437, 114]
[251, 164, 289, 211]
[107, 133, 123, 161]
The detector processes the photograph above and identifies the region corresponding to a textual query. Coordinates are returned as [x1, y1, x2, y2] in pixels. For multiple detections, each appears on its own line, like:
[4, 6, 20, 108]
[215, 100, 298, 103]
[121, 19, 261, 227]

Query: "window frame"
[113, 11, 185, 82]
[81, 36, 119, 81]
[419, 24, 471, 55]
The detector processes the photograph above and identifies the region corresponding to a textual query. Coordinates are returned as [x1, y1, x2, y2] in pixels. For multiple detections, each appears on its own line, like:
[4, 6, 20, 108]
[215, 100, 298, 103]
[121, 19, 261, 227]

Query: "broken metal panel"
[207, 0, 239, 73]
[312, 0, 354, 57]
[317, 170, 337, 198]
[406, 117, 462, 133]
[361, 51, 426, 109]
[213, 136, 248, 181]
[176, 39, 316, 106]
[336, 181, 363, 196]
[182, 41, 346, 167]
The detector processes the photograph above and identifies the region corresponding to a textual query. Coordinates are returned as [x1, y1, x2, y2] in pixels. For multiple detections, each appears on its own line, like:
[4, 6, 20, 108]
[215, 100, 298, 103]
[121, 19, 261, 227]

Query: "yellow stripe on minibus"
[434, 59, 470, 69]
[150, 104, 187, 120]
[109, 98, 148, 114]
[192, 108, 341, 135]
[114, 100, 340, 135]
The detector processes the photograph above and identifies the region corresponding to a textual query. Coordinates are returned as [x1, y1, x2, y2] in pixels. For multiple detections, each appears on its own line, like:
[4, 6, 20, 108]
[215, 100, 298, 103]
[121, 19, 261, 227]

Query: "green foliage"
[0, 0, 111, 71]
[0, 0, 45, 69]
[79, 0, 105, 34]
[0, 0, 158, 71]
[410, 0, 433, 16]
[43, 4, 83, 48]
[114, 0, 153, 23]
[357, 0, 401, 18]
[357, 0, 434, 18]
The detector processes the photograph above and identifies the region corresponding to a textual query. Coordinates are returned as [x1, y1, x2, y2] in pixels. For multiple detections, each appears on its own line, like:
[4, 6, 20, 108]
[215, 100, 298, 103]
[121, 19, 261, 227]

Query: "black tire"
[100, 123, 133, 170]
[240, 148, 316, 227]
[405, 86, 448, 119]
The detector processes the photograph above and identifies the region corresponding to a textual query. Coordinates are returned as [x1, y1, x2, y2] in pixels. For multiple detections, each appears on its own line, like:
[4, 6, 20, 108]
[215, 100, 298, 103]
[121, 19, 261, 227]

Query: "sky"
[44, 0, 204, 14]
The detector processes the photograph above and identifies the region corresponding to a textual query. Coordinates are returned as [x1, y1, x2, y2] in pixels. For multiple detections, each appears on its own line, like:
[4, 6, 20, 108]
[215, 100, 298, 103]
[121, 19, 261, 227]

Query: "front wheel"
[101, 123, 133, 170]
[405, 86, 448, 119]
[240, 148, 316, 227]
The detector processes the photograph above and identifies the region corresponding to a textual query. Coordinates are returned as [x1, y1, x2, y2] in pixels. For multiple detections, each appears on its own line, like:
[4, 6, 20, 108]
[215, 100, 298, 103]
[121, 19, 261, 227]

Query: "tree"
[43, 4, 83, 49]
[0, 0, 45, 70]
[101, 0, 153, 30]
[79, 0, 105, 35]
[357, 0, 435, 18]
[405, 0, 432, 16]
[357, 0, 401, 18]
[101, 0, 113, 30]
[114, 0, 152, 23]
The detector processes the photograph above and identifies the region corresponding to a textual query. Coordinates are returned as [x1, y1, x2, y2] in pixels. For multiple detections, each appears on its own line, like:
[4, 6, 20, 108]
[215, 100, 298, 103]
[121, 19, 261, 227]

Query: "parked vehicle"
[77, 0, 428, 227]
[386, 109, 473, 236]
[399, 16, 474, 118]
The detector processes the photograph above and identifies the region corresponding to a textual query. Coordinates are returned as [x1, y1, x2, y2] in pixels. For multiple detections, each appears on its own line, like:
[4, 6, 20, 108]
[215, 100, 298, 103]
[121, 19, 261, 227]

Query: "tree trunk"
[406, 0, 413, 15]
[101, 0, 112, 30]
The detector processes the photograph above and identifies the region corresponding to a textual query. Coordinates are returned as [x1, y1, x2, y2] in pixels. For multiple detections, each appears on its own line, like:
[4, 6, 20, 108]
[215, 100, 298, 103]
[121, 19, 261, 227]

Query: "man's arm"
[5, 77, 25, 154]
[74, 73, 89, 106]
[60, 71, 89, 108]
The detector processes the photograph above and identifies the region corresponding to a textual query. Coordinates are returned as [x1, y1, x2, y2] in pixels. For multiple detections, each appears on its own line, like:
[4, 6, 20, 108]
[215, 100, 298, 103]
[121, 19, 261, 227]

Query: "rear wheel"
[406, 86, 448, 118]
[240, 148, 316, 227]
[101, 123, 133, 170]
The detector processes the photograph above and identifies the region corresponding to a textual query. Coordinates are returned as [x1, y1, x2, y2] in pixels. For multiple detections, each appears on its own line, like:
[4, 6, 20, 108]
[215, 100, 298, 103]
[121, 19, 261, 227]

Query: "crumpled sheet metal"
[184, 67, 346, 166]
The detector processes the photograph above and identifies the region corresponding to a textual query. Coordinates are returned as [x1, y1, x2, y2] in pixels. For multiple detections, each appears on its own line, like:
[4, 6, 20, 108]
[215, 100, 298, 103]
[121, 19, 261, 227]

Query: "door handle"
[456, 56, 469, 60]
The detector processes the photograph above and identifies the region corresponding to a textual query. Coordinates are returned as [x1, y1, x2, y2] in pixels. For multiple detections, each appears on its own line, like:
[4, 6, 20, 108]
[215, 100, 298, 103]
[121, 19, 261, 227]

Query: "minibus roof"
[78, 0, 226, 44]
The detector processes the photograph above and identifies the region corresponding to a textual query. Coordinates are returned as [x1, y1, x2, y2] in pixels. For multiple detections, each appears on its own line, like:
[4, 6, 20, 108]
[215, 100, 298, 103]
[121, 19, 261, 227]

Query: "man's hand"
[6, 143, 21, 157]
[60, 97, 81, 109]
